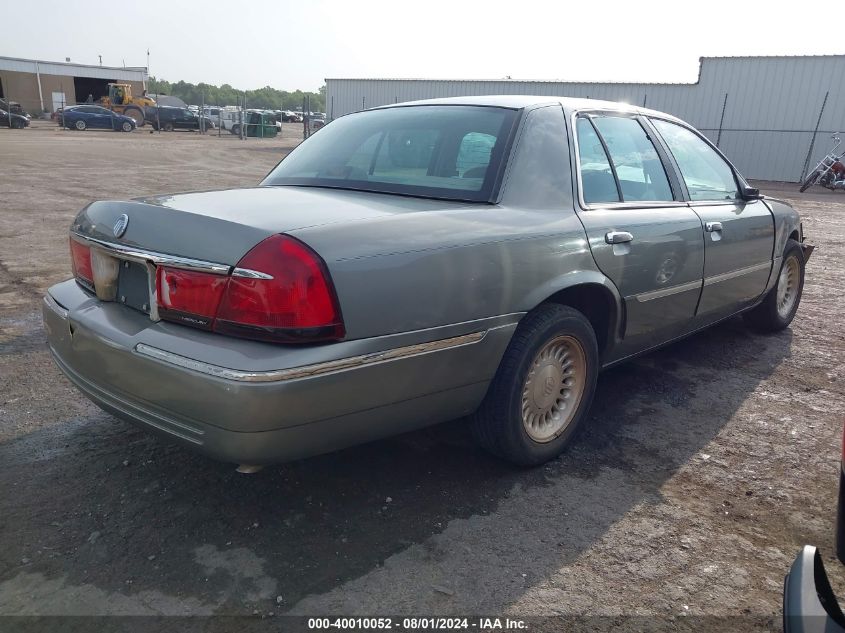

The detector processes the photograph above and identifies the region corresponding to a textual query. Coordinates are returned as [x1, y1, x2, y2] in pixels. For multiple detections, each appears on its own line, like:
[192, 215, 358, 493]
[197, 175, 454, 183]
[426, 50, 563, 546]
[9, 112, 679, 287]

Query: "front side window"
[651, 119, 738, 201]
[591, 116, 673, 202]
[262, 105, 517, 201]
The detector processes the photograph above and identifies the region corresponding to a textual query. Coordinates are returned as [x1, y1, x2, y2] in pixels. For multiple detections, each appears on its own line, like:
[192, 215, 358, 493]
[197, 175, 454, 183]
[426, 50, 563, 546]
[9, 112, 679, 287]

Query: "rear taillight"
[156, 267, 228, 330]
[215, 234, 344, 343]
[70, 238, 93, 286]
[152, 234, 344, 344]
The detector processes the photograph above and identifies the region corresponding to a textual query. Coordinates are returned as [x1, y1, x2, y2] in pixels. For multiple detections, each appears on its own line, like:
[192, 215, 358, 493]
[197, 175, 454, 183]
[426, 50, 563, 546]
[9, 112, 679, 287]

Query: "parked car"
[0, 98, 27, 118]
[783, 420, 845, 632]
[282, 110, 303, 122]
[44, 96, 812, 469]
[0, 108, 30, 129]
[60, 105, 135, 132]
[146, 106, 215, 132]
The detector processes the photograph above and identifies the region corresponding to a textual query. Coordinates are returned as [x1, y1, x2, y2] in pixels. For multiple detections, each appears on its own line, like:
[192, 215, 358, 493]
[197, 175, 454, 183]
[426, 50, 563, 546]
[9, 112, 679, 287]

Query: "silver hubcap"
[776, 255, 800, 319]
[521, 335, 587, 443]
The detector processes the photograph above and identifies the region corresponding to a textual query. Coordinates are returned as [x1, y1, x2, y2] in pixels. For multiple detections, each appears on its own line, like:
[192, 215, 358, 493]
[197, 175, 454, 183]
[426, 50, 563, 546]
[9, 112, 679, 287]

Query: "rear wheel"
[74, 120, 87, 131]
[800, 170, 820, 192]
[470, 304, 598, 466]
[124, 107, 145, 128]
[743, 239, 805, 332]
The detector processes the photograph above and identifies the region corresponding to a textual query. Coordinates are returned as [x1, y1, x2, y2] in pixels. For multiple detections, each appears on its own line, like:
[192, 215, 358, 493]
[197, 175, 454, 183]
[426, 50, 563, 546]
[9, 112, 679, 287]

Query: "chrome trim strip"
[70, 233, 231, 275]
[134, 330, 487, 383]
[635, 279, 702, 303]
[44, 294, 68, 319]
[232, 267, 274, 280]
[704, 261, 771, 287]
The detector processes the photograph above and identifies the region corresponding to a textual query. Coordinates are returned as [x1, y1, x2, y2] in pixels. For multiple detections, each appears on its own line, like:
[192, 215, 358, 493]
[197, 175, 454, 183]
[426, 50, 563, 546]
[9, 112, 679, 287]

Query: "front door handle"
[705, 221, 723, 232]
[605, 231, 634, 244]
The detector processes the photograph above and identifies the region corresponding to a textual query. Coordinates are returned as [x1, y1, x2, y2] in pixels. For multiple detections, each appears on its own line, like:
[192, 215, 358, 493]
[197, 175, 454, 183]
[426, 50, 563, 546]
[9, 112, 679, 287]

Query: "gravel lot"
[1, 121, 843, 625]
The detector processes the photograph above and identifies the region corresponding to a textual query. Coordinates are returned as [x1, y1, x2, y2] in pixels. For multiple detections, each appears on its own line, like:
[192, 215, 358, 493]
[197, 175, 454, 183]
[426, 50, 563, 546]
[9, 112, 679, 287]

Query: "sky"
[2, 0, 839, 92]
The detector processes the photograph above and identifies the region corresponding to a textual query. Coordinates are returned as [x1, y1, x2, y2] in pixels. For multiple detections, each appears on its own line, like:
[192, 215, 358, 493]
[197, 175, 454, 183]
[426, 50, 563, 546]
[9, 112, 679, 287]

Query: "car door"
[84, 106, 108, 129]
[573, 112, 705, 360]
[649, 118, 774, 322]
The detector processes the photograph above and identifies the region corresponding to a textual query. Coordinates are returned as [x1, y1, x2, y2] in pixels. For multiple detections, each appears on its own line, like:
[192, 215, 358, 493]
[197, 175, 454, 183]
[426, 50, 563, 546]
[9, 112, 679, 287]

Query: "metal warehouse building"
[0, 56, 148, 117]
[326, 55, 845, 183]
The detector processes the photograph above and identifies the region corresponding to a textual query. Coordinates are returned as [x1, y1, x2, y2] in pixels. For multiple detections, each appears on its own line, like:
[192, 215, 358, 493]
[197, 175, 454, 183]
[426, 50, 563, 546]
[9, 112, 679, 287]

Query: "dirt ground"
[1, 121, 844, 626]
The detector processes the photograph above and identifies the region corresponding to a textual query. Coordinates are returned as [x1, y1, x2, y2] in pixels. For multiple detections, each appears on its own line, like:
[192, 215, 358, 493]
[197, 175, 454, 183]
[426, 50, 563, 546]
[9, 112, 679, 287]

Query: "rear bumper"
[43, 280, 517, 464]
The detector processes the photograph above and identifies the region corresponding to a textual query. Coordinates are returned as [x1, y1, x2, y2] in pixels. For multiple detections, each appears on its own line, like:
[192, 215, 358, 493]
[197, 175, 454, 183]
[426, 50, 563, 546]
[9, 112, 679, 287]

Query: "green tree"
[148, 76, 326, 111]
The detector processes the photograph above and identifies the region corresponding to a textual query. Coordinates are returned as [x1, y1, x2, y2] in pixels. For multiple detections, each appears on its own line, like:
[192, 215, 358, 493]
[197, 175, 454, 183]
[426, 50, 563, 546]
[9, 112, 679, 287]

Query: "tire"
[743, 239, 805, 332]
[124, 107, 145, 127]
[470, 304, 599, 466]
[74, 120, 87, 131]
[163, 121, 174, 132]
[231, 124, 240, 136]
[800, 170, 820, 192]
[121, 121, 133, 133]
[11, 119, 23, 129]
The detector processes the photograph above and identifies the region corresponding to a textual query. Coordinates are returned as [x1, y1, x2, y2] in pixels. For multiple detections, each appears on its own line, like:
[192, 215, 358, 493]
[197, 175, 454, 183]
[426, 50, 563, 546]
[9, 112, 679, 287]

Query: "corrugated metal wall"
[326, 56, 845, 182]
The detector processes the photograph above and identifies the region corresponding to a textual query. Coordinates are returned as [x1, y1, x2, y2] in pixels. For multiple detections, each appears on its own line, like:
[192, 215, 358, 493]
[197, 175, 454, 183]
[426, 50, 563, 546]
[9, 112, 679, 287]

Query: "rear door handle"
[705, 221, 723, 232]
[605, 231, 634, 244]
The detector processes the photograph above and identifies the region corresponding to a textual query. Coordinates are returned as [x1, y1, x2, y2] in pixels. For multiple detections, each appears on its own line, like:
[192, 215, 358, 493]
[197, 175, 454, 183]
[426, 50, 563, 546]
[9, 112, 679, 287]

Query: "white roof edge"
[325, 54, 845, 86]
[0, 55, 147, 73]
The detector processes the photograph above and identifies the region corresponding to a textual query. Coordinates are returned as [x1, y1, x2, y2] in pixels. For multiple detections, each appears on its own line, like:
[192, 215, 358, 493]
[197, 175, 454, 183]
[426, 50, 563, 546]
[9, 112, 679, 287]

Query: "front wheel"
[800, 170, 820, 192]
[162, 121, 174, 132]
[743, 239, 805, 332]
[120, 121, 133, 132]
[470, 304, 599, 466]
[74, 120, 87, 131]
[231, 124, 240, 136]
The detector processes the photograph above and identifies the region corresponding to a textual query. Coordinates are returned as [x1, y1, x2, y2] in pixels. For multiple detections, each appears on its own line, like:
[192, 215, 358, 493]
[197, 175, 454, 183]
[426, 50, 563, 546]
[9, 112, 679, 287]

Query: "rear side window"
[591, 117, 673, 202]
[651, 119, 738, 201]
[576, 118, 619, 204]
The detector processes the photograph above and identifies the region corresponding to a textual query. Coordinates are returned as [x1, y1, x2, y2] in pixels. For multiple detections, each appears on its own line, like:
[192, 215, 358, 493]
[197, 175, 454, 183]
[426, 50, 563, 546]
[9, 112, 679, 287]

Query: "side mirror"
[741, 185, 761, 200]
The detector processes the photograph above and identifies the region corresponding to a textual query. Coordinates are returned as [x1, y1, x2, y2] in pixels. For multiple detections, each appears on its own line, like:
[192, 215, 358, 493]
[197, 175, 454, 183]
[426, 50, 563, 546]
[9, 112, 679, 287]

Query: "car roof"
[372, 95, 685, 123]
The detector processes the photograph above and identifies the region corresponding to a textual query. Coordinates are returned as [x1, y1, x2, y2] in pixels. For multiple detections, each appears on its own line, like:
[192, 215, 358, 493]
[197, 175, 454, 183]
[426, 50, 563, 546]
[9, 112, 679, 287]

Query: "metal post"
[218, 101, 221, 137]
[200, 93, 205, 134]
[362, 96, 365, 110]
[35, 61, 45, 114]
[715, 93, 729, 147]
[801, 91, 830, 180]
[330, 95, 334, 120]
[302, 97, 307, 140]
[60, 83, 64, 130]
[240, 93, 245, 140]
[641, 93, 647, 108]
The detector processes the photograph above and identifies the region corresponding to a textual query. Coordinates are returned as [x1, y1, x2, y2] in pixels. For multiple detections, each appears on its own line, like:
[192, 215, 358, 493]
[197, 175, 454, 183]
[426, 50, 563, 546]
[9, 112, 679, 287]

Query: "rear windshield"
[262, 105, 518, 201]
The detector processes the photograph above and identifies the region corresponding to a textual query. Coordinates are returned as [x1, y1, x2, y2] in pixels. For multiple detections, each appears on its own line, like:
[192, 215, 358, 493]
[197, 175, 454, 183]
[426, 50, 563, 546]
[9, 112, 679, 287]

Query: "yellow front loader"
[100, 83, 155, 127]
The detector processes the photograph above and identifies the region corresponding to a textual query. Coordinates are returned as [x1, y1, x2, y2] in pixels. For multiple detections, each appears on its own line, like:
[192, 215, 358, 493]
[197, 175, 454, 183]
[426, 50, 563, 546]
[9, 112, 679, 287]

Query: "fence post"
[716, 92, 729, 147]
[801, 91, 830, 180]
[642, 93, 647, 108]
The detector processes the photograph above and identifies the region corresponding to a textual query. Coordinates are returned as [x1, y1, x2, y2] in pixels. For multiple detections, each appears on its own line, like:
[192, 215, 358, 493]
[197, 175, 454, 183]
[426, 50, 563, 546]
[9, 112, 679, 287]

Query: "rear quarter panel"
[291, 207, 600, 340]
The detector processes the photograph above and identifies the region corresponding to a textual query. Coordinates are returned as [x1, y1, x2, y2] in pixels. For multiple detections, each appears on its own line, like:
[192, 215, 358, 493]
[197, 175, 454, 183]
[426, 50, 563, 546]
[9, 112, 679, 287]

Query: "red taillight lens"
[215, 234, 344, 343]
[70, 238, 93, 285]
[156, 267, 228, 330]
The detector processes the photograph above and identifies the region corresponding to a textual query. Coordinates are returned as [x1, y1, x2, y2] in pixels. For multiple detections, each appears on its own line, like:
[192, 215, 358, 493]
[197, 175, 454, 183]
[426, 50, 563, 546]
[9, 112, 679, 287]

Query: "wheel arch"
[522, 271, 623, 362]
